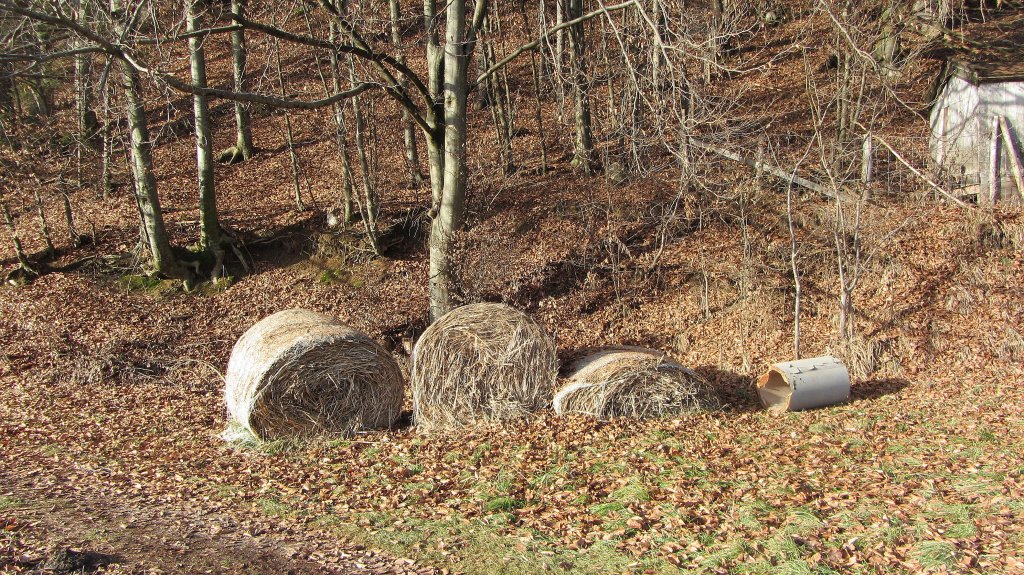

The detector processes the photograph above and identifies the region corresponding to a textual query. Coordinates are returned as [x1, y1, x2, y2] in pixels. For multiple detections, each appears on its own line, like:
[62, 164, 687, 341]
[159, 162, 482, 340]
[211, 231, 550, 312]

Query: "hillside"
[2, 1, 1024, 574]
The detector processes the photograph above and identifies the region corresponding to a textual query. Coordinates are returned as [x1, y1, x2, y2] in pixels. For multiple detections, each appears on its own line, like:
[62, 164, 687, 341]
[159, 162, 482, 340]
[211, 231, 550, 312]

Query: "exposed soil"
[1, 469, 434, 575]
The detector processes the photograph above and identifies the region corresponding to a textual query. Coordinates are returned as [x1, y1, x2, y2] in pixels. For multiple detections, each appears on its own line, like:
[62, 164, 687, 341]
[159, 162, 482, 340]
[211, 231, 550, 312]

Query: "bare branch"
[476, 0, 637, 84]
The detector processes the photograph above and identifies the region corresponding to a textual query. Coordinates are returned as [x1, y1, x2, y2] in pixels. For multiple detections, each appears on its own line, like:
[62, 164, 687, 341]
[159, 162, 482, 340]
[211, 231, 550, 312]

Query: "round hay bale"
[553, 347, 719, 419]
[224, 309, 404, 440]
[410, 303, 558, 430]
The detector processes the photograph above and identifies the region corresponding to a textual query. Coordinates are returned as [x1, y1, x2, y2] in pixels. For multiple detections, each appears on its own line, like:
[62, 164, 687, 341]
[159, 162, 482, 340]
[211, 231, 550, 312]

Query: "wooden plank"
[689, 138, 835, 198]
[861, 133, 873, 183]
[997, 116, 1024, 203]
[990, 116, 1001, 203]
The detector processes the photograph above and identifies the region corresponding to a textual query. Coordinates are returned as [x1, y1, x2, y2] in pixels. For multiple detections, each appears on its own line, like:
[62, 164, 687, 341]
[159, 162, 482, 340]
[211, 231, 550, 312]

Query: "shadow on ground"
[850, 377, 911, 402]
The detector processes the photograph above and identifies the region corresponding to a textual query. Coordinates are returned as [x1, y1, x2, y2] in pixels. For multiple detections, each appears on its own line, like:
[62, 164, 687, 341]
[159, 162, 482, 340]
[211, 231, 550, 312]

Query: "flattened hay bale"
[411, 303, 558, 430]
[224, 309, 404, 441]
[553, 347, 719, 419]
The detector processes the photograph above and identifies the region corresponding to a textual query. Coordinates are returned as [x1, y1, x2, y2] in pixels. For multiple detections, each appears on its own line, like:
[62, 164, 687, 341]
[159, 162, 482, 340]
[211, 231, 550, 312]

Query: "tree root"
[217, 145, 252, 165]
[4, 263, 38, 286]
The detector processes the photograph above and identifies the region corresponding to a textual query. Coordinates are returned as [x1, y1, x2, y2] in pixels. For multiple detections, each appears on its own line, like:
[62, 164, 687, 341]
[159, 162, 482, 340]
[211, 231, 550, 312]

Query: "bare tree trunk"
[554, 0, 565, 80]
[98, 61, 114, 199]
[1, 196, 35, 274]
[989, 116, 1001, 203]
[272, 38, 304, 211]
[428, 0, 472, 321]
[219, 0, 255, 164]
[480, 15, 513, 174]
[705, 0, 723, 83]
[33, 188, 54, 259]
[61, 186, 82, 246]
[520, 5, 548, 173]
[566, 0, 593, 173]
[74, 0, 95, 189]
[188, 0, 223, 277]
[786, 182, 801, 359]
[424, 0, 445, 209]
[349, 59, 381, 254]
[326, 20, 356, 224]
[110, 0, 185, 279]
[120, 59, 185, 278]
[390, 0, 423, 188]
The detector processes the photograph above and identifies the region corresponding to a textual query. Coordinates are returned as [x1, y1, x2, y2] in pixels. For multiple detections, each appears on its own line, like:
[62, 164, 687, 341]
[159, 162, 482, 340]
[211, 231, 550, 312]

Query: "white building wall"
[977, 81, 1024, 201]
[931, 75, 1024, 202]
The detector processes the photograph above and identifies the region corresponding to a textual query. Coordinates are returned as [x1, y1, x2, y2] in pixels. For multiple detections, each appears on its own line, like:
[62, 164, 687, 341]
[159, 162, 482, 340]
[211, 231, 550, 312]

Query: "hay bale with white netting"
[224, 309, 404, 441]
[553, 347, 719, 419]
[410, 303, 558, 430]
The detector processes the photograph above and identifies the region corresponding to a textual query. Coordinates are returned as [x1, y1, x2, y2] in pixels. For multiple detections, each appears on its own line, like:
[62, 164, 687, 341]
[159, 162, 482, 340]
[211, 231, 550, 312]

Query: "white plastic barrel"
[756, 355, 850, 412]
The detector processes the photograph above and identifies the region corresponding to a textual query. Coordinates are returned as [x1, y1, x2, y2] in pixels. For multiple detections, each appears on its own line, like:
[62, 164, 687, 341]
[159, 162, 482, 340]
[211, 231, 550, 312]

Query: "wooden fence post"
[997, 116, 1024, 203]
[861, 132, 873, 184]
[989, 116, 1001, 203]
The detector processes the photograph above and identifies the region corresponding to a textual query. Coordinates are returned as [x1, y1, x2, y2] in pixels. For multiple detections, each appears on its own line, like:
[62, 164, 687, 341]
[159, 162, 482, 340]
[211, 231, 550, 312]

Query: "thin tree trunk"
[521, 6, 548, 173]
[219, 0, 255, 163]
[1, 197, 35, 274]
[554, 0, 564, 80]
[349, 59, 381, 254]
[989, 116, 1001, 203]
[325, 20, 356, 224]
[61, 187, 81, 246]
[480, 17, 513, 174]
[705, 0, 723, 83]
[99, 72, 114, 198]
[424, 0, 445, 209]
[74, 0, 94, 189]
[272, 38, 304, 211]
[390, 0, 423, 188]
[566, 0, 593, 173]
[492, 10, 515, 174]
[188, 0, 223, 277]
[786, 182, 801, 359]
[121, 60, 184, 277]
[429, 0, 471, 321]
[33, 188, 55, 259]
[111, 0, 185, 279]
[861, 132, 873, 184]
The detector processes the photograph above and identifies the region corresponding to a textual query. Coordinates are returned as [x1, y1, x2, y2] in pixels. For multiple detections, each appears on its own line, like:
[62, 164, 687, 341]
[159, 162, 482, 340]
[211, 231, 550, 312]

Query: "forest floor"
[3, 3, 1024, 574]
[3, 164, 1023, 575]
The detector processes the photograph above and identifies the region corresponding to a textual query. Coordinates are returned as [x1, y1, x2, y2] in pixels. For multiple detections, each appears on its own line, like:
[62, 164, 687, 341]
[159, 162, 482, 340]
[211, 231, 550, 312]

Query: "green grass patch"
[117, 274, 180, 297]
[470, 443, 492, 466]
[483, 496, 523, 513]
[784, 508, 823, 534]
[0, 495, 25, 510]
[774, 560, 813, 575]
[913, 540, 957, 570]
[220, 421, 299, 454]
[609, 481, 650, 504]
[529, 465, 568, 489]
[590, 501, 625, 517]
[258, 497, 295, 518]
[330, 513, 658, 575]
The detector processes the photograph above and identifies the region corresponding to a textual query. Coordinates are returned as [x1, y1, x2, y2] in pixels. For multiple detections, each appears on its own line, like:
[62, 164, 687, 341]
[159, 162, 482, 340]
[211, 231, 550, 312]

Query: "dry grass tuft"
[410, 303, 558, 430]
[224, 309, 404, 441]
[554, 348, 719, 419]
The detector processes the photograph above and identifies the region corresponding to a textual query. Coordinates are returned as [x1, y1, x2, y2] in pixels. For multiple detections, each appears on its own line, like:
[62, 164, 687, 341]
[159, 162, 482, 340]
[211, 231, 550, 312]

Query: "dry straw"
[554, 347, 719, 419]
[224, 309, 404, 441]
[410, 303, 558, 430]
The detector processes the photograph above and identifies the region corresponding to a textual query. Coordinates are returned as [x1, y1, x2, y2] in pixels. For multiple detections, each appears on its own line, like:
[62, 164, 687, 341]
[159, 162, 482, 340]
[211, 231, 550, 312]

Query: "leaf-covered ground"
[3, 196, 1023, 574]
[3, 3, 1024, 573]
